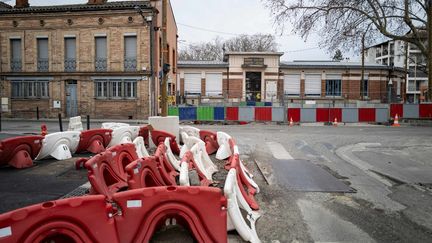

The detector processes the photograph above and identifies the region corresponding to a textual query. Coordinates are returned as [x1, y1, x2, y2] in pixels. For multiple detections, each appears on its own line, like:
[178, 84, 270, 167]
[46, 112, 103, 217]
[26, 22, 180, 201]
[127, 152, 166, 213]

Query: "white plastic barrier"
[101, 122, 130, 129]
[179, 162, 190, 186]
[180, 134, 203, 158]
[179, 126, 200, 143]
[190, 142, 218, 181]
[108, 126, 140, 148]
[232, 144, 260, 193]
[35, 131, 81, 161]
[133, 137, 150, 158]
[149, 116, 180, 145]
[68, 116, 83, 131]
[165, 138, 181, 171]
[216, 131, 233, 160]
[225, 169, 261, 243]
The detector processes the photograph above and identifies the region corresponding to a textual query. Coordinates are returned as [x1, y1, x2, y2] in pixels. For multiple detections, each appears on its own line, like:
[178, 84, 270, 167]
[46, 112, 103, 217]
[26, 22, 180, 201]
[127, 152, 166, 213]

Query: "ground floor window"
[94, 79, 137, 99]
[11, 80, 49, 99]
[325, 79, 341, 96]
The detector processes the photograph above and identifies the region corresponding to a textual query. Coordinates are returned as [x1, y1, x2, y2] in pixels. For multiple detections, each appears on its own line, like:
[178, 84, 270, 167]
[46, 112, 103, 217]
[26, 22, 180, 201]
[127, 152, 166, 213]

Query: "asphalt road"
[1, 120, 432, 242]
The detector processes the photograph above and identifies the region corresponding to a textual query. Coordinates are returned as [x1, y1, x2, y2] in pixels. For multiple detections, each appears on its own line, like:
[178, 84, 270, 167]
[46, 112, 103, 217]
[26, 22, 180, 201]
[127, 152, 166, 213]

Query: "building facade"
[0, 0, 178, 119]
[364, 39, 428, 103]
[178, 52, 405, 106]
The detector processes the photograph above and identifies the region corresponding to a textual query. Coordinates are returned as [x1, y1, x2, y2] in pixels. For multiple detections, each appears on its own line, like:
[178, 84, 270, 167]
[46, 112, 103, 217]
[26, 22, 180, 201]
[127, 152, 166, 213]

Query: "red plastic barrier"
[255, 107, 272, 121]
[226, 107, 239, 121]
[0, 195, 119, 243]
[199, 130, 219, 155]
[228, 154, 259, 210]
[316, 108, 342, 122]
[390, 104, 403, 118]
[125, 157, 168, 189]
[138, 125, 150, 147]
[358, 108, 376, 122]
[0, 135, 44, 168]
[419, 104, 432, 118]
[76, 128, 112, 154]
[287, 108, 301, 122]
[153, 144, 178, 186]
[151, 130, 180, 155]
[181, 151, 211, 186]
[112, 187, 227, 243]
[84, 144, 138, 198]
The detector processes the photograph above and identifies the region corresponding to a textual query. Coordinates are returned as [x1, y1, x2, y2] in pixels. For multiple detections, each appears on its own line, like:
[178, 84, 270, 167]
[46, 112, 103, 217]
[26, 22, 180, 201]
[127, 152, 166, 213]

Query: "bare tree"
[179, 34, 278, 61]
[332, 49, 344, 61]
[262, 0, 431, 100]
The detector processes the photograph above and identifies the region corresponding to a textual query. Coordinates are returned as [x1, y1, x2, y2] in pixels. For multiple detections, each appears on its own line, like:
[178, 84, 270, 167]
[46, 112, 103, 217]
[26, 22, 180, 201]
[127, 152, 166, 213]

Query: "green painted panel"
[256, 102, 265, 107]
[240, 102, 247, 106]
[168, 107, 179, 116]
[197, 107, 214, 121]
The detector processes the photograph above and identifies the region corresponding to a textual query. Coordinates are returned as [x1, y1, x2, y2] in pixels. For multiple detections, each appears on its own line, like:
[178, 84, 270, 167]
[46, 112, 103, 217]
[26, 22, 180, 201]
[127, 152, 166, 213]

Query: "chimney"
[87, 0, 108, 5]
[15, 0, 29, 8]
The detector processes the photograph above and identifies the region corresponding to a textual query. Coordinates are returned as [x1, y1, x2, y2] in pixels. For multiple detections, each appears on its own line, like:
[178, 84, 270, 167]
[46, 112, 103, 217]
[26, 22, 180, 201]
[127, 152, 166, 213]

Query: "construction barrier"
[0, 195, 119, 243]
[133, 136, 150, 158]
[164, 137, 181, 171]
[35, 131, 81, 161]
[107, 126, 139, 148]
[153, 144, 178, 186]
[190, 141, 218, 181]
[200, 130, 219, 155]
[390, 104, 432, 119]
[75, 128, 112, 154]
[179, 151, 211, 186]
[125, 157, 168, 189]
[0, 135, 44, 168]
[138, 125, 150, 147]
[112, 187, 227, 243]
[151, 130, 180, 155]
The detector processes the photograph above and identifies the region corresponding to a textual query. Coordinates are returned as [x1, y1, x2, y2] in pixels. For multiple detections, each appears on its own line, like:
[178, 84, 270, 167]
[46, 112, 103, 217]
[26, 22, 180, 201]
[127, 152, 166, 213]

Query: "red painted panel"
[419, 104, 432, 118]
[255, 107, 272, 121]
[226, 107, 239, 121]
[316, 108, 330, 122]
[358, 108, 376, 122]
[390, 104, 403, 118]
[287, 108, 301, 122]
[329, 108, 342, 122]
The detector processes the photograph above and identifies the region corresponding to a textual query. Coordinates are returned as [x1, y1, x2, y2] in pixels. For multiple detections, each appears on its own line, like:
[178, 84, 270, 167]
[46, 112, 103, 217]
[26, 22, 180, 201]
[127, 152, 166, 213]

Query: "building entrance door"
[246, 72, 262, 102]
[66, 80, 78, 117]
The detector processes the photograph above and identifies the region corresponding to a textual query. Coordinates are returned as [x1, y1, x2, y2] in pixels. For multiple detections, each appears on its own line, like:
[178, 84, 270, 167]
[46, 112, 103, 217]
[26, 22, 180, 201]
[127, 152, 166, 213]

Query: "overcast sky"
[5, 0, 356, 61]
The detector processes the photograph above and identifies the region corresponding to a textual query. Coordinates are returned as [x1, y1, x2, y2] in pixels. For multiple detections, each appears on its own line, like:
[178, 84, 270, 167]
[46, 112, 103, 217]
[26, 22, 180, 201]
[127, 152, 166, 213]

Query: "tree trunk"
[428, 0, 432, 101]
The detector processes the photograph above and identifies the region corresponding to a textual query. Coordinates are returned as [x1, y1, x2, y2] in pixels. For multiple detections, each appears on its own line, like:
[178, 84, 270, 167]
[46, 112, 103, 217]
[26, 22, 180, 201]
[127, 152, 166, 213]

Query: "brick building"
[0, 0, 178, 119]
[178, 52, 406, 105]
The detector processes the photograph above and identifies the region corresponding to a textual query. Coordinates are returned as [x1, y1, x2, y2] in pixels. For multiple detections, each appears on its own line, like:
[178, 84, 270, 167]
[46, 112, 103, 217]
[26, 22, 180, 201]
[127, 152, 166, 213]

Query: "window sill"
[94, 98, 137, 101]
[11, 97, 50, 100]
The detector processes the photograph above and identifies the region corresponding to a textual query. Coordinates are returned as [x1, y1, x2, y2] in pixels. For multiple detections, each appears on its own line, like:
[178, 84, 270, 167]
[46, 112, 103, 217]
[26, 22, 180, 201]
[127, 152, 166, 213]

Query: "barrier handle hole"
[42, 201, 55, 208]
[167, 186, 176, 191]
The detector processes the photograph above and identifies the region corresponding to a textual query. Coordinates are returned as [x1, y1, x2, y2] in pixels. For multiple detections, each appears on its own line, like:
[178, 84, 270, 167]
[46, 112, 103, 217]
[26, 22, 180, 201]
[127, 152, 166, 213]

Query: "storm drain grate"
[60, 182, 91, 199]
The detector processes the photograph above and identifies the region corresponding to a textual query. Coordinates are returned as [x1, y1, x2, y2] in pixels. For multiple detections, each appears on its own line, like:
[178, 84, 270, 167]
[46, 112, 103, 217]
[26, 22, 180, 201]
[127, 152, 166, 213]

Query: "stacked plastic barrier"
[0, 135, 44, 168]
[0, 123, 261, 242]
[35, 131, 81, 161]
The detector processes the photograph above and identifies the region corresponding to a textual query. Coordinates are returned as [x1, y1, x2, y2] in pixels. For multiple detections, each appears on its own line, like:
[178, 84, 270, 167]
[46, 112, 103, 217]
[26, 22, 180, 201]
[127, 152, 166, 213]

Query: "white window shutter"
[305, 74, 321, 96]
[184, 73, 201, 95]
[205, 73, 222, 96]
[284, 74, 300, 95]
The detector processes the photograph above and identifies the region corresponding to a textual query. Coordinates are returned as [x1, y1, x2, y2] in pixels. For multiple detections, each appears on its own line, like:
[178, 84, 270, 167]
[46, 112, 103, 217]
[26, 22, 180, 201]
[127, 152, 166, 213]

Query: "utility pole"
[161, 0, 168, 116]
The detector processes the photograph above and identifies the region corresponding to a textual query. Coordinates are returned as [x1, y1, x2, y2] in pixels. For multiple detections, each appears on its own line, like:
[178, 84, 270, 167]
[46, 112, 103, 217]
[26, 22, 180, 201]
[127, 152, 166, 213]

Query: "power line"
[178, 23, 241, 36]
[285, 47, 321, 53]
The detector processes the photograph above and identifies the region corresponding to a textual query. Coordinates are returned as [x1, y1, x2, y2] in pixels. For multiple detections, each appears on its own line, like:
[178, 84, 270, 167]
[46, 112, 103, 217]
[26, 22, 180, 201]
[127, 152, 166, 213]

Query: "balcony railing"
[124, 58, 137, 71]
[64, 58, 76, 72]
[10, 59, 22, 72]
[95, 58, 107, 71]
[37, 58, 49, 72]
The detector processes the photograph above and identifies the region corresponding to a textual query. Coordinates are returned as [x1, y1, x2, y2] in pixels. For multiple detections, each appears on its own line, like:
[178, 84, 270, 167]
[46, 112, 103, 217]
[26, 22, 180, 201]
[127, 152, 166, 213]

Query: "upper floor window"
[10, 38, 22, 72]
[95, 36, 107, 71]
[64, 37, 76, 72]
[37, 38, 49, 72]
[124, 35, 137, 71]
[11, 80, 49, 99]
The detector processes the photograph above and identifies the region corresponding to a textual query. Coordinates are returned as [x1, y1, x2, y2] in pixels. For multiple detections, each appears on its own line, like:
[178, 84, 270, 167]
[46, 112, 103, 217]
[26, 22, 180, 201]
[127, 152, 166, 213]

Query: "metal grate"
[37, 58, 49, 72]
[95, 58, 107, 71]
[64, 58, 76, 72]
[10, 59, 22, 72]
[124, 58, 137, 71]
[60, 182, 91, 199]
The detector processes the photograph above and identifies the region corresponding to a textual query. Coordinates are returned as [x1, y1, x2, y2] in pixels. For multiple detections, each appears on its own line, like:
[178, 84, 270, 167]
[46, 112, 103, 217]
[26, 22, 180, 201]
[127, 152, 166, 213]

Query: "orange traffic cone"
[333, 117, 338, 127]
[392, 114, 401, 127]
[289, 117, 294, 127]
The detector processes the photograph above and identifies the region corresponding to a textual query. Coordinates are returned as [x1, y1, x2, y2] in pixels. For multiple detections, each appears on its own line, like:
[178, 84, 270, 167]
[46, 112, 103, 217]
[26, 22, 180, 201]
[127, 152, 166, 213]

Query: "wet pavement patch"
[272, 159, 354, 192]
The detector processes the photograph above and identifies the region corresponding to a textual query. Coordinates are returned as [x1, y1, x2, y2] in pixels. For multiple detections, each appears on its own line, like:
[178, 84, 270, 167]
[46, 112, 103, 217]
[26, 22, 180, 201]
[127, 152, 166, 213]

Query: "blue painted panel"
[214, 107, 225, 120]
[239, 107, 254, 121]
[179, 107, 197, 120]
[375, 108, 388, 123]
[342, 108, 358, 123]
[247, 101, 256, 106]
[265, 102, 272, 107]
[300, 108, 316, 122]
[272, 107, 285, 122]
[403, 104, 419, 118]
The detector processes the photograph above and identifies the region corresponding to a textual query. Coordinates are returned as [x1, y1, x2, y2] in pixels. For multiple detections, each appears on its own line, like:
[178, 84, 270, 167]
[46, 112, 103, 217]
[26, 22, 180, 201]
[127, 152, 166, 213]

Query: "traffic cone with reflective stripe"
[289, 117, 294, 127]
[333, 117, 338, 127]
[392, 114, 401, 127]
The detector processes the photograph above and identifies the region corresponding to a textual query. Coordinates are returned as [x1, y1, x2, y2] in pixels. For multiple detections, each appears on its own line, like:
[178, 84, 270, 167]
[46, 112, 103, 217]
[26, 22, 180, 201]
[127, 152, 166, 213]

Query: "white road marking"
[266, 141, 294, 160]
